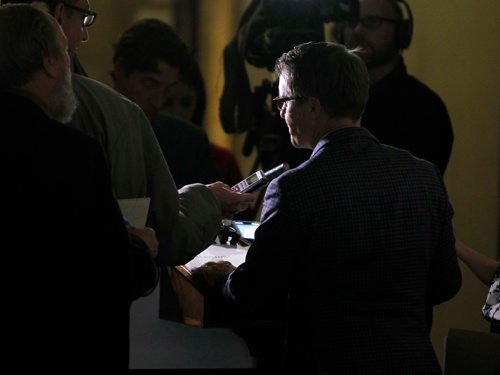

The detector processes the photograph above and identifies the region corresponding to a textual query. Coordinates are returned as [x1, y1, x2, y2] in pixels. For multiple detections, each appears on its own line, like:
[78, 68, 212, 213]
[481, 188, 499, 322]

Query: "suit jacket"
[1, 91, 154, 371]
[222, 127, 461, 373]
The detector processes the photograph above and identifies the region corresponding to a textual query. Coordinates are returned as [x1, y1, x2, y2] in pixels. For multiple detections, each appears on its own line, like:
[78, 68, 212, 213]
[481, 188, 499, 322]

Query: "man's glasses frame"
[272, 96, 304, 111]
[62, 2, 97, 27]
[348, 16, 400, 30]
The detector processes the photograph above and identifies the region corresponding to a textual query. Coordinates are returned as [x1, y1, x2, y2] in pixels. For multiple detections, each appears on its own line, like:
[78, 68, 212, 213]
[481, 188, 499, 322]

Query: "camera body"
[243, 0, 359, 69]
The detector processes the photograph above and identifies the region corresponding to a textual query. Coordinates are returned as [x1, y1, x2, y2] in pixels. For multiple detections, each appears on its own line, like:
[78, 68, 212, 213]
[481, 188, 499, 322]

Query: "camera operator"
[333, 0, 454, 176]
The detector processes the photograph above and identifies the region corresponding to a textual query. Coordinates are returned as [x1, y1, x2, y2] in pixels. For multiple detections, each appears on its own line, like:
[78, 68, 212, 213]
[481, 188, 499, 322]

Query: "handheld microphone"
[264, 162, 290, 180]
[233, 162, 290, 193]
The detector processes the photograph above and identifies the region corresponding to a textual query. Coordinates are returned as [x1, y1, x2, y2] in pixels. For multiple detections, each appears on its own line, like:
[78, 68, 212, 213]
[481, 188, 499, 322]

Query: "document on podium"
[183, 244, 248, 273]
[170, 244, 248, 327]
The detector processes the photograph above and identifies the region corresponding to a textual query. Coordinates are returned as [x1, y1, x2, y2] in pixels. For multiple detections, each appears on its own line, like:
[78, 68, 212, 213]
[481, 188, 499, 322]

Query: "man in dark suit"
[194, 41, 461, 373]
[0, 4, 156, 371]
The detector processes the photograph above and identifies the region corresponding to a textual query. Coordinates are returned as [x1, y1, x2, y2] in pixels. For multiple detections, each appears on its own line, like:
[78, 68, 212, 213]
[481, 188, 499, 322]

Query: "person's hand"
[128, 227, 159, 258]
[207, 181, 257, 218]
[191, 260, 236, 287]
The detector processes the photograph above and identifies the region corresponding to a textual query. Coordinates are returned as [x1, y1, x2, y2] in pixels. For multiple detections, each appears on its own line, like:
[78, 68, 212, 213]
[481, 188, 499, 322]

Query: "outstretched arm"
[456, 239, 498, 286]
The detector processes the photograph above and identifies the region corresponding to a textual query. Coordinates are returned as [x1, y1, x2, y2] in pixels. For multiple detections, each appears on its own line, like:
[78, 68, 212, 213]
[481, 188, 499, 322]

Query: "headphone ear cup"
[395, 0, 413, 50]
[396, 19, 411, 49]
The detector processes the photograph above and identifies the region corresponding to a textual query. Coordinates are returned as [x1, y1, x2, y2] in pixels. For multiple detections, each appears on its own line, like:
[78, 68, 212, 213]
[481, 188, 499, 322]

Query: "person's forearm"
[160, 183, 221, 265]
[456, 240, 498, 286]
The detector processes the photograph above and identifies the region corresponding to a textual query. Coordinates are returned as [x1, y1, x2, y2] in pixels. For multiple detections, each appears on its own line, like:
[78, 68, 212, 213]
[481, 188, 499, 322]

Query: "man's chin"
[353, 47, 373, 62]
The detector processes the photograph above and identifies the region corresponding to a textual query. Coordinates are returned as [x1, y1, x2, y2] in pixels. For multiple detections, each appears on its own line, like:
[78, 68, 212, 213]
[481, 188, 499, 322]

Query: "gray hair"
[0, 4, 60, 89]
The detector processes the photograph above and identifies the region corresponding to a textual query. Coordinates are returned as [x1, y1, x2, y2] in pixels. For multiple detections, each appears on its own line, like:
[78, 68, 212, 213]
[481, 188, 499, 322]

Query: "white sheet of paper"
[183, 244, 247, 272]
[117, 197, 151, 228]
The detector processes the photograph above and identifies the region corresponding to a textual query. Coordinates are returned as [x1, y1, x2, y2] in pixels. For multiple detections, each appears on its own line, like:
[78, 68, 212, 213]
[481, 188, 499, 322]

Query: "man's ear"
[42, 53, 60, 79]
[51, 2, 65, 24]
[309, 97, 322, 117]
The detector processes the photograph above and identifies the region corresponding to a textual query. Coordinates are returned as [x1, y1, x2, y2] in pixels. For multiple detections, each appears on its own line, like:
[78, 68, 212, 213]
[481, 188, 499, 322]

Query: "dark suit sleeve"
[426, 169, 462, 306]
[221, 178, 300, 319]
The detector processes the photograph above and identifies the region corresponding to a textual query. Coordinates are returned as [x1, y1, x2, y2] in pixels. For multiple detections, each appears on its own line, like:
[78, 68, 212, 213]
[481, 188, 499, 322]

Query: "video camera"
[219, 0, 359, 170]
[242, 0, 359, 70]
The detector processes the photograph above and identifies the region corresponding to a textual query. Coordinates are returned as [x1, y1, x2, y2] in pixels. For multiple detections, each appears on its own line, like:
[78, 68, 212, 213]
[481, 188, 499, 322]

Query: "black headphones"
[394, 0, 413, 49]
[333, 0, 413, 50]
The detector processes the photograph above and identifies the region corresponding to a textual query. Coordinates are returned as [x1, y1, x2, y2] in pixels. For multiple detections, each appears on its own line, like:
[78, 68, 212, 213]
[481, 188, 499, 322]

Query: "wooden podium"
[166, 242, 287, 368]
[167, 244, 248, 327]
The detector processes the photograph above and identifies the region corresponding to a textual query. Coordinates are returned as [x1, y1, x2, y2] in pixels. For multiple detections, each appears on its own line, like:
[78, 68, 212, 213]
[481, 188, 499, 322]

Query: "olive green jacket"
[68, 73, 221, 265]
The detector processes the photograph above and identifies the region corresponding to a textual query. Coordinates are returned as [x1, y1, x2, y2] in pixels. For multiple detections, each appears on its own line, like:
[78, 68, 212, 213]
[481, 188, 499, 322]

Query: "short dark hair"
[274, 41, 369, 120]
[0, 0, 74, 13]
[0, 4, 60, 89]
[113, 18, 194, 77]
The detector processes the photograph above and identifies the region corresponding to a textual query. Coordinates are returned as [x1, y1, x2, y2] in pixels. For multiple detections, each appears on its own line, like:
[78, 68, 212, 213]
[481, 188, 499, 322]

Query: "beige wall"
[406, 0, 500, 364]
[81, 0, 499, 367]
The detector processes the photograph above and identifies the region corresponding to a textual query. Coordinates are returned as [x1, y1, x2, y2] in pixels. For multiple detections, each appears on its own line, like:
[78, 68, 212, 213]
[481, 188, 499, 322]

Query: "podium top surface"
[182, 244, 248, 274]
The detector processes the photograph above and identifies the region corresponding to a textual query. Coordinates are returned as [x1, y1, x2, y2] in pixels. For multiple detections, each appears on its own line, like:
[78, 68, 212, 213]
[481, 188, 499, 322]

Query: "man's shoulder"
[70, 74, 150, 140]
[395, 68, 447, 106]
[0, 90, 97, 147]
[49, 117, 103, 154]
[72, 73, 143, 112]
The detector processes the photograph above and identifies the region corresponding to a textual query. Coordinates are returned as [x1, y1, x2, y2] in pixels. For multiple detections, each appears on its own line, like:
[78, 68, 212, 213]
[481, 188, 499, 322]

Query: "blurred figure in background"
[333, 0, 454, 175]
[163, 58, 243, 187]
[111, 18, 219, 189]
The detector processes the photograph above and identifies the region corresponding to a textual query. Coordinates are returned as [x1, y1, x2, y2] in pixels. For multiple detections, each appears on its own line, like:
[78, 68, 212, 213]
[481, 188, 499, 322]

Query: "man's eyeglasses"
[272, 96, 304, 111]
[62, 2, 97, 27]
[347, 16, 399, 30]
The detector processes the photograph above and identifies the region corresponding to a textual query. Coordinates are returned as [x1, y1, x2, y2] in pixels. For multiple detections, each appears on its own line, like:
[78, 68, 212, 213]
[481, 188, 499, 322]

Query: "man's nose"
[81, 27, 89, 43]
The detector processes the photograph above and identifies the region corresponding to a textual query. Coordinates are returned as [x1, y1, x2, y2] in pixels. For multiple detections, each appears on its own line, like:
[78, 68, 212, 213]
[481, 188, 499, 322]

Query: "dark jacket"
[362, 58, 454, 175]
[152, 114, 217, 188]
[1, 91, 155, 372]
[222, 127, 461, 373]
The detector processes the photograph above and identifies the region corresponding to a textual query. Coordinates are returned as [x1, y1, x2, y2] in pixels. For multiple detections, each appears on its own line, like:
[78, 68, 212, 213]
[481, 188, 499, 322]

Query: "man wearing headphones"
[334, 0, 454, 176]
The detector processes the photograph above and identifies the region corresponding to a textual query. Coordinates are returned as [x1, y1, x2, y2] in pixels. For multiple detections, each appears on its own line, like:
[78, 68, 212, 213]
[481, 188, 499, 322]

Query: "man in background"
[111, 18, 219, 189]
[162, 52, 244, 187]
[333, 0, 454, 175]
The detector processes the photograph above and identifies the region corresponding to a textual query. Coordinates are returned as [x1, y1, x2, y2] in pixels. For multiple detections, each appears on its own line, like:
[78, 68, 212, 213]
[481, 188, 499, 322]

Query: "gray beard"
[51, 68, 77, 124]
